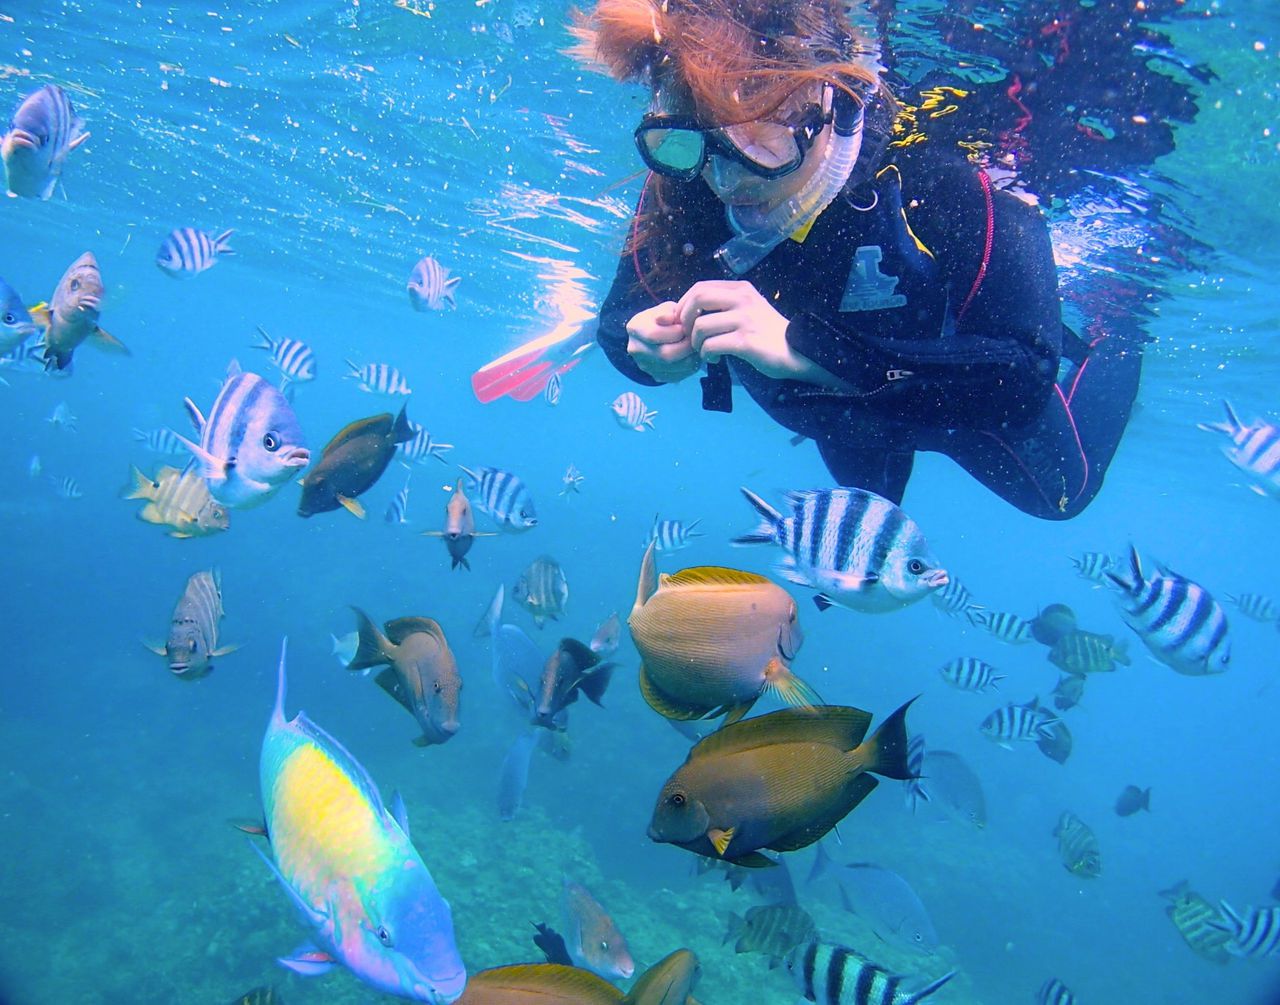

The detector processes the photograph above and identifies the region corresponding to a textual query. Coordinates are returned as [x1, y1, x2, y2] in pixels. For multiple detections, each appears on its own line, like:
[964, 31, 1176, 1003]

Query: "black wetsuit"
[595, 139, 1141, 519]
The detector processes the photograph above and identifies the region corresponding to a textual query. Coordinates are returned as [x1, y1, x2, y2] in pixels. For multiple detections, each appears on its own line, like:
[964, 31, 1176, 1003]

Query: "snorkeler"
[565, 0, 1144, 520]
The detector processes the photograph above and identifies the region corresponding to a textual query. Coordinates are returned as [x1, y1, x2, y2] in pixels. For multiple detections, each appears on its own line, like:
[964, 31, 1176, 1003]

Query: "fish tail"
[1142, 787, 1152, 812]
[904, 970, 956, 1004]
[214, 229, 235, 255]
[343, 358, 360, 379]
[121, 464, 155, 500]
[732, 486, 781, 545]
[272, 638, 288, 727]
[578, 662, 615, 707]
[347, 607, 393, 671]
[251, 325, 274, 351]
[392, 405, 414, 444]
[1197, 400, 1242, 436]
[805, 841, 833, 884]
[853, 696, 918, 781]
[635, 540, 658, 608]
[762, 659, 821, 710]
[1106, 544, 1143, 594]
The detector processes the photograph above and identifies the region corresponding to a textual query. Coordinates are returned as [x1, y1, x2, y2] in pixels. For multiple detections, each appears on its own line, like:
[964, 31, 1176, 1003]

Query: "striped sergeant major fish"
[407, 255, 460, 312]
[902, 734, 928, 811]
[649, 515, 702, 553]
[786, 941, 955, 1005]
[50, 474, 82, 499]
[1107, 546, 1231, 676]
[980, 696, 1058, 748]
[0, 275, 36, 353]
[559, 463, 584, 496]
[176, 360, 310, 509]
[1159, 881, 1232, 965]
[1225, 591, 1278, 622]
[1053, 811, 1101, 878]
[144, 569, 237, 678]
[254, 640, 466, 1001]
[460, 465, 537, 531]
[1, 84, 88, 200]
[1213, 902, 1280, 958]
[398, 421, 453, 466]
[938, 657, 1004, 693]
[610, 390, 656, 431]
[346, 360, 412, 396]
[155, 227, 234, 278]
[735, 487, 948, 614]
[47, 401, 76, 431]
[1198, 401, 1280, 499]
[384, 473, 411, 525]
[1070, 550, 1118, 584]
[930, 576, 980, 618]
[544, 371, 562, 406]
[252, 326, 315, 395]
[966, 608, 1034, 644]
[1036, 977, 1076, 1004]
[132, 427, 187, 455]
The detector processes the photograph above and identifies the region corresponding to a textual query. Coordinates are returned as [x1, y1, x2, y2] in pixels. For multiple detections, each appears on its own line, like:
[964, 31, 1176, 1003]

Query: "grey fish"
[725, 904, 816, 964]
[1108, 546, 1231, 676]
[588, 612, 621, 658]
[32, 252, 128, 371]
[808, 846, 938, 956]
[145, 569, 237, 679]
[1051, 673, 1085, 711]
[1054, 811, 1101, 878]
[1213, 902, 1280, 958]
[497, 729, 538, 822]
[981, 697, 1059, 747]
[735, 487, 948, 613]
[298, 407, 412, 518]
[1036, 719, 1072, 765]
[1037, 978, 1075, 1005]
[1159, 881, 1232, 965]
[460, 464, 537, 531]
[514, 555, 569, 627]
[1, 84, 88, 199]
[787, 941, 954, 1005]
[491, 623, 545, 714]
[422, 478, 493, 570]
[407, 255, 460, 311]
[1115, 784, 1151, 816]
[0, 276, 36, 353]
[1030, 604, 1077, 647]
[155, 227, 234, 277]
[1048, 629, 1130, 674]
[917, 750, 986, 828]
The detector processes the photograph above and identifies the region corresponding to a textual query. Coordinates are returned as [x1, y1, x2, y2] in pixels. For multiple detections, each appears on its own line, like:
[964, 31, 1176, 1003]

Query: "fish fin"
[1107, 544, 1143, 593]
[121, 465, 157, 501]
[850, 696, 918, 780]
[141, 639, 166, 656]
[666, 566, 772, 587]
[806, 841, 834, 884]
[229, 818, 268, 837]
[813, 593, 836, 612]
[732, 486, 782, 545]
[770, 774, 879, 852]
[1142, 787, 1152, 812]
[247, 838, 327, 929]
[391, 791, 411, 836]
[213, 229, 235, 254]
[347, 607, 394, 671]
[638, 663, 708, 720]
[384, 616, 446, 647]
[89, 326, 129, 355]
[577, 662, 615, 707]
[210, 644, 239, 658]
[26, 303, 51, 329]
[167, 530, 193, 539]
[392, 405, 414, 444]
[708, 826, 735, 857]
[635, 539, 658, 608]
[67, 129, 90, 152]
[762, 659, 822, 710]
[279, 945, 337, 977]
[720, 701, 755, 725]
[337, 495, 366, 519]
[643, 409, 657, 428]
[694, 706, 875, 761]
[374, 667, 414, 714]
[905, 971, 956, 1004]
[251, 325, 274, 351]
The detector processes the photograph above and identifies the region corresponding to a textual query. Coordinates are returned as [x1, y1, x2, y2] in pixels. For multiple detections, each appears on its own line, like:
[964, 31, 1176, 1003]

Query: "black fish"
[531, 638, 615, 730]
[226, 988, 283, 1005]
[1036, 720, 1072, 765]
[1115, 785, 1152, 816]
[1030, 603, 1077, 646]
[532, 921, 573, 965]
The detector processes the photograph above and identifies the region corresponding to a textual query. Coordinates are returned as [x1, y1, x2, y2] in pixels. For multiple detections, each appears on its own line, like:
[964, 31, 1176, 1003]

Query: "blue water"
[2, 0, 1279, 1002]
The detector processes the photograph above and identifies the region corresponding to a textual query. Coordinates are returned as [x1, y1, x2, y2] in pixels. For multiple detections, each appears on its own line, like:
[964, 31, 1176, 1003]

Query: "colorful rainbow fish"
[254, 640, 466, 1002]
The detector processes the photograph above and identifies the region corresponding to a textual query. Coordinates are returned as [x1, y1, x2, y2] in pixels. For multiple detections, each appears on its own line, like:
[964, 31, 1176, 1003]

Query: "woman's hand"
[677, 280, 806, 381]
[625, 301, 701, 383]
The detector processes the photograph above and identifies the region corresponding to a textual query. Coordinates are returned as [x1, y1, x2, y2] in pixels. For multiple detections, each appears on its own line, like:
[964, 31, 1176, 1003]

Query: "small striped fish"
[513, 555, 568, 627]
[1214, 903, 1280, 958]
[980, 698, 1057, 747]
[252, 326, 315, 392]
[1053, 811, 1101, 878]
[123, 464, 229, 539]
[903, 734, 929, 810]
[610, 390, 656, 431]
[397, 421, 453, 465]
[1047, 630, 1129, 674]
[146, 569, 235, 678]
[1199, 401, 1280, 499]
[47, 401, 76, 431]
[345, 360, 412, 396]
[1, 84, 88, 200]
[1108, 545, 1231, 676]
[726, 904, 816, 962]
[0, 334, 61, 377]
[384, 473, 411, 525]
[50, 475, 82, 499]
[407, 255, 461, 311]
[938, 657, 1004, 693]
[1037, 978, 1075, 1005]
[650, 515, 702, 553]
[132, 427, 187, 455]
[460, 465, 537, 531]
[1225, 591, 1278, 622]
[930, 576, 980, 618]
[1160, 882, 1232, 965]
[736, 487, 948, 614]
[155, 227, 234, 277]
[544, 371, 562, 406]
[1071, 550, 1118, 584]
[967, 608, 1034, 644]
[559, 463, 584, 496]
[787, 941, 955, 1005]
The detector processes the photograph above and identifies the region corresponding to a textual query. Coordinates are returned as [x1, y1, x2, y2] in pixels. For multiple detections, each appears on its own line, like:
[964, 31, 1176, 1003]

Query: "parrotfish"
[177, 360, 310, 509]
[559, 879, 634, 981]
[30, 252, 128, 371]
[1, 84, 88, 199]
[298, 407, 414, 518]
[255, 640, 466, 1002]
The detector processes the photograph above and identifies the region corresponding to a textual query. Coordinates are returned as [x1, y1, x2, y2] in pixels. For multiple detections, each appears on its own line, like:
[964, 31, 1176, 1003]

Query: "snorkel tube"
[715, 85, 865, 276]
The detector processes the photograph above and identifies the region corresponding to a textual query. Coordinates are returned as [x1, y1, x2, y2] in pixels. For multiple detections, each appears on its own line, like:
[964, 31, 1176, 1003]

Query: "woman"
[569, 0, 1142, 519]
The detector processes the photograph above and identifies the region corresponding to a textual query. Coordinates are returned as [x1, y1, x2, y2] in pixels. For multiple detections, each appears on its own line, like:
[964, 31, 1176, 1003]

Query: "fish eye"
[376, 925, 393, 946]
[669, 792, 686, 807]
[70, 279, 80, 291]
[433, 681, 442, 693]
[262, 432, 280, 451]
[599, 940, 609, 951]
[2, 312, 14, 324]
[908, 558, 927, 575]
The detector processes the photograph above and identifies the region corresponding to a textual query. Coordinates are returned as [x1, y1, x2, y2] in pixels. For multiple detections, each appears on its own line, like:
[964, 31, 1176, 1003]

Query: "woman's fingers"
[676, 281, 754, 332]
[689, 310, 740, 354]
[697, 330, 748, 365]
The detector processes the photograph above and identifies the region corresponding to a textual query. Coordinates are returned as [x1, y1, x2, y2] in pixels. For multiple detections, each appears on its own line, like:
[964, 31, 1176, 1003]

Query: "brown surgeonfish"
[421, 477, 494, 570]
[629, 541, 816, 724]
[648, 700, 917, 866]
[347, 608, 462, 745]
[144, 569, 238, 679]
[454, 949, 699, 1005]
[30, 251, 128, 371]
[298, 406, 413, 518]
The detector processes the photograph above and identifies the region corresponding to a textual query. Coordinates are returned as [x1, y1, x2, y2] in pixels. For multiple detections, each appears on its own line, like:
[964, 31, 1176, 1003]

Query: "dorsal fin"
[689, 705, 872, 761]
[321, 414, 392, 457]
[384, 616, 447, 647]
[667, 566, 772, 588]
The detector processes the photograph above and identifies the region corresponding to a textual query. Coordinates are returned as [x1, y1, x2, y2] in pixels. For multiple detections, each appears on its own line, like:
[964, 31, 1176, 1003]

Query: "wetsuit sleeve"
[785, 170, 1061, 430]
[595, 246, 664, 388]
